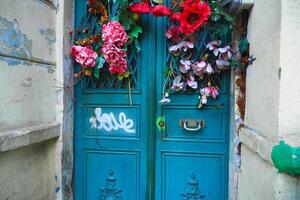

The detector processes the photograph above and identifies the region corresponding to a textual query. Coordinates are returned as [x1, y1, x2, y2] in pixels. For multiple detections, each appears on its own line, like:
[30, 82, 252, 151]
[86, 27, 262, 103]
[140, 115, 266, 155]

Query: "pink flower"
[187, 76, 198, 89]
[206, 63, 213, 74]
[169, 41, 194, 53]
[109, 57, 127, 75]
[200, 86, 219, 104]
[102, 44, 126, 64]
[179, 59, 192, 73]
[192, 61, 214, 75]
[207, 40, 221, 56]
[171, 76, 184, 91]
[70, 45, 98, 68]
[166, 26, 181, 41]
[192, 61, 206, 75]
[102, 21, 129, 47]
[218, 45, 233, 59]
[216, 46, 232, 70]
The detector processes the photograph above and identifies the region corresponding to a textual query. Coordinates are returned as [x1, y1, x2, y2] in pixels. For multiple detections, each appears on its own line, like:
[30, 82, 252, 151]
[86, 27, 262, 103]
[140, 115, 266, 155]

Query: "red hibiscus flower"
[172, 0, 210, 35]
[151, 5, 171, 17]
[129, 2, 151, 14]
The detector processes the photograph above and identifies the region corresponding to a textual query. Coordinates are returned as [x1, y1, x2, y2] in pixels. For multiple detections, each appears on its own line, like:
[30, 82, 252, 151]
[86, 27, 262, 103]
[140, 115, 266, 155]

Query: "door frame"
[58, 1, 243, 199]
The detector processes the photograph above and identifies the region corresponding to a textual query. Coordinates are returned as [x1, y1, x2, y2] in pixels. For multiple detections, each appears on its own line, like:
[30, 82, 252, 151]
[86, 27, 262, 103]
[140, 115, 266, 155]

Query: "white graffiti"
[89, 107, 136, 134]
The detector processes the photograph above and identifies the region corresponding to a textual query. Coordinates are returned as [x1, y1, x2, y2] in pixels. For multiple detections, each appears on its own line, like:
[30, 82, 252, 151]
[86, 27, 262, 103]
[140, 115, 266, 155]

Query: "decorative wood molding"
[181, 173, 205, 200]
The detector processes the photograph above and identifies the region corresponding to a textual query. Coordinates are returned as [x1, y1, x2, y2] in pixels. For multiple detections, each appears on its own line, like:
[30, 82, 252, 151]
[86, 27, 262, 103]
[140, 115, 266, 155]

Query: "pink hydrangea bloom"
[102, 44, 126, 64]
[70, 45, 98, 68]
[102, 21, 129, 48]
[109, 57, 128, 75]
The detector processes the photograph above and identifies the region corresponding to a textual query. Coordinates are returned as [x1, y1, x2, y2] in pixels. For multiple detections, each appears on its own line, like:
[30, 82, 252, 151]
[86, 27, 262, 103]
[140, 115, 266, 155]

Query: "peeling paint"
[0, 16, 33, 65]
[39, 28, 56, 45]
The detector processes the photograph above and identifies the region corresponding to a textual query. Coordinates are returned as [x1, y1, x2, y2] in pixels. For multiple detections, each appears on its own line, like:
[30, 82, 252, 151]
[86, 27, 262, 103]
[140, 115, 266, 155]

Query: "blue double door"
[74, 2, 230, 199]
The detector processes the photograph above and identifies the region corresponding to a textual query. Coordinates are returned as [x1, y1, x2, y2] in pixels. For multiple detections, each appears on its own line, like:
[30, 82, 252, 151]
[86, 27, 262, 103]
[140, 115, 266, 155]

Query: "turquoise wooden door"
[74, 1, 230, 200]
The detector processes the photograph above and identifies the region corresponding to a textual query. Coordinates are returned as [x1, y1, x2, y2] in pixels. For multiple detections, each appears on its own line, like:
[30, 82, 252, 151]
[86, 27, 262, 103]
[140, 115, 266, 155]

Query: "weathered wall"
[0, 0, 61, 199]
[239, 0, 300, 199]
[0, 0, 57, 130]
[0, 139, 57, 200]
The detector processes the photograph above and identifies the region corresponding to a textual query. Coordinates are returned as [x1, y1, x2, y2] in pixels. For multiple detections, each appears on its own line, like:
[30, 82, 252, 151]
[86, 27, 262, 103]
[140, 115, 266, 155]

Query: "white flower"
[206, 63, 213, 74]
[218, 45, 233, 59]
[187, 76, 198, 89]
[159, 93, 171, 104]
[171, 76, 184, 91]
[179, 59, 192, 73]
[169, 41, 194, 53]
[207, 40, 221, 56]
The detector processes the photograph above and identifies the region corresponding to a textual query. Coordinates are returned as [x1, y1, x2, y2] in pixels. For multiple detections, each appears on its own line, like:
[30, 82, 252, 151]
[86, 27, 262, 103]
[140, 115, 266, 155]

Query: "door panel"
[154, 13, 230, 200]
[75, 1, 230, 199]
[74, 1, 156, 199]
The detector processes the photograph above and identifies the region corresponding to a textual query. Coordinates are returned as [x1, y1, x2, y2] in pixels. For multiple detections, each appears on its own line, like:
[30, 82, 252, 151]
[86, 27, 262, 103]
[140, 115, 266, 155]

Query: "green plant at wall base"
[271, 141, 300, 176]
[70, 0, 253, 107]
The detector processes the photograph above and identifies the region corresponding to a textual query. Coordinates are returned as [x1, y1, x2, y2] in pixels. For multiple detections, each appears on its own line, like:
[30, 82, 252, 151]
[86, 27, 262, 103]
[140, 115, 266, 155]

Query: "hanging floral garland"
[71, 0, 253, 108]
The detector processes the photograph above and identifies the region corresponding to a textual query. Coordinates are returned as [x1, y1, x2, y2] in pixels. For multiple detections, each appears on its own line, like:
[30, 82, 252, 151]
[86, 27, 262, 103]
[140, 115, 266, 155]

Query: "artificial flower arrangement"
[71, 0, 252, 108]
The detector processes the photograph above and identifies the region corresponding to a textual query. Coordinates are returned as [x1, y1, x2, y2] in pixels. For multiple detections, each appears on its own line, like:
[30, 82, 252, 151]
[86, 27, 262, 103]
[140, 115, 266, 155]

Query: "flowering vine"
[71, 0, 253, 108]
[129, 0, 253, 108]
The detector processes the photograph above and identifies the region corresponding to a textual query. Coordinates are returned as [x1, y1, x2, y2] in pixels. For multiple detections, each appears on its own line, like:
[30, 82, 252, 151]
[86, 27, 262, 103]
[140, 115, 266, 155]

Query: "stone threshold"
[239, 127, 276, 165]
[0, 122, 61, 153]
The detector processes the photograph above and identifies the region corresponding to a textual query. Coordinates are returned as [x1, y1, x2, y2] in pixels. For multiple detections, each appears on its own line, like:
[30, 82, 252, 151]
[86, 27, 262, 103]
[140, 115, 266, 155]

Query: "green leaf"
[130, 25, 142, 38]
[111, 16, 119, 21]
[239, 38, 250, 54]
[118, 74, 124, 81]
[121, 17, 134, 30]
[134, 39, 141, 52]
[222, 12, 234, 23]
[123, 71, 131, 78]
[153, 0, 164, 3]
[93, 67, 100, 78]
[96, 57, 106, 69]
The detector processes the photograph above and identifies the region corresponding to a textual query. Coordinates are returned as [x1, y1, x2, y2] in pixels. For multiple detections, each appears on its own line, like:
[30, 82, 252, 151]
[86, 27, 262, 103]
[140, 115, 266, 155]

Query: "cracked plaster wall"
[238, 0, 300, 199]
[0, 0, 61, 199]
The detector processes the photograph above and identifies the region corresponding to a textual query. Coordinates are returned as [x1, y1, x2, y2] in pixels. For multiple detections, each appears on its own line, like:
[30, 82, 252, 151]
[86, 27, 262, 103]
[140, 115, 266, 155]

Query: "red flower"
[151, 5, 171, 17]
[172, 0, 210, 35]
[129, 2, 151, 14]
[87, 0, 96, 5]
[166, 25, 181, 41]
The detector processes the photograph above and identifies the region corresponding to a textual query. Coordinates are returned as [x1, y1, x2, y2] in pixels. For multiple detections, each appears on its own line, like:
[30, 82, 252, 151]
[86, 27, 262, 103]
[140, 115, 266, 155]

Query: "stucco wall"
[0, 0, 61, 199]
[239, 0, 300, 199]
[0, 139, 57, 200]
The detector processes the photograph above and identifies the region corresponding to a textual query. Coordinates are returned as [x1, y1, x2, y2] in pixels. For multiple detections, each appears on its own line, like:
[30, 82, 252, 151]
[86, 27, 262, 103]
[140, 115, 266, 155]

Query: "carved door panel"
[74, 1, 230, 200]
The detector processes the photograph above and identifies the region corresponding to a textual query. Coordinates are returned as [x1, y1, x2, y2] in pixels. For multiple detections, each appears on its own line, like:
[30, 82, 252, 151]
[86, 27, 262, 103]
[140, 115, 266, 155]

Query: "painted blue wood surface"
[74, 1, 230, 199]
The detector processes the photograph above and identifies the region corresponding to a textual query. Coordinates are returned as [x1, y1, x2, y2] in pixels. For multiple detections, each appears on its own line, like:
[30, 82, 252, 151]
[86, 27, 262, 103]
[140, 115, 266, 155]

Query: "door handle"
[179, 119, 205, 132]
